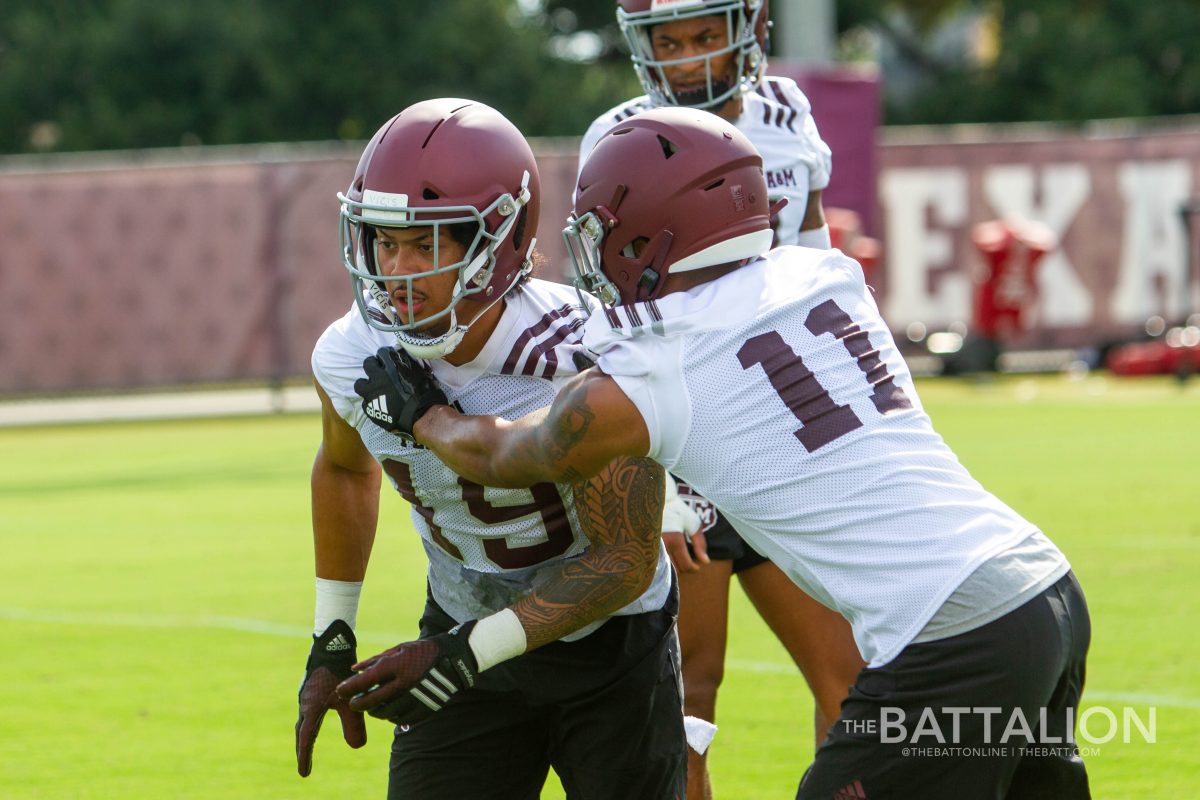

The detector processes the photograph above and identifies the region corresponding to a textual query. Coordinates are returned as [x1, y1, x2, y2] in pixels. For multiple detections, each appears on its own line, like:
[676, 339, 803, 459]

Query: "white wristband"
[314, 577, 363, 636]
[467, 608, 528, 672]
[684, 716, 719, 754]
[796, 223, 832, 250]
[662, 475, 702, 539]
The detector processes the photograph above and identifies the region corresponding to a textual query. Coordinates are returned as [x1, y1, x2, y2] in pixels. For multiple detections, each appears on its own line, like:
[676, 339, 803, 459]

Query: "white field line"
[0, 606, 404, 645]
[4, 606, 1198, 711]
[0, 386, 321, 427]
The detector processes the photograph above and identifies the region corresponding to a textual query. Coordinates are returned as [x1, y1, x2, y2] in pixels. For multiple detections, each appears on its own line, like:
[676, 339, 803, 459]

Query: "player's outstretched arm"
[296, 382, 379, 777]
[415, 368, 650, 489]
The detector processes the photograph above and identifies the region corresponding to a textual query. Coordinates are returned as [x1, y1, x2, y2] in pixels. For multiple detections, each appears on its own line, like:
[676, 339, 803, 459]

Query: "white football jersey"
[583, 248, 1062, 666]
[313, 279, 672, 639]
[578, 77, 832, 247]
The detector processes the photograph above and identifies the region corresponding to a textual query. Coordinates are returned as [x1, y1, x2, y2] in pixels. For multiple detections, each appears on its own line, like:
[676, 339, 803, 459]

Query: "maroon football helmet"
[564, 106, 774, 309]
[339, 98, 540, 358]
[616, 0, 770, 109]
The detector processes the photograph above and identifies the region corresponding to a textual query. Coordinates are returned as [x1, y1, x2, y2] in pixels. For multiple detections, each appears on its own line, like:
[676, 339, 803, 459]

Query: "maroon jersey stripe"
[625, 303, 644, 328]
[768, 78, 793, 108]
[522, 317, 586, 379]
[501, 303, 584, 375]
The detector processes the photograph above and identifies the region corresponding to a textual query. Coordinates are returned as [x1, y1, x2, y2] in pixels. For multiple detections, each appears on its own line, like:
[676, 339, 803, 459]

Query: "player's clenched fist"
[337, 621, 479, 726]
[354, 346, 448, 438]
[295, 620, 367, 777]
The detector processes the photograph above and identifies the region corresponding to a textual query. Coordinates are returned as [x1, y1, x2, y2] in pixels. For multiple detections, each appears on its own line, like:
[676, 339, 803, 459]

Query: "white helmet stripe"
[668, 229, 773, 273]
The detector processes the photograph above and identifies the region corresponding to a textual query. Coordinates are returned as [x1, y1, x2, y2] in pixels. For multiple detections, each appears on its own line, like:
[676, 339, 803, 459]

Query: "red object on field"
[827, 207, 883, 285]
[1106, 337, 1200, 376]
[970, 218, 1057, 340]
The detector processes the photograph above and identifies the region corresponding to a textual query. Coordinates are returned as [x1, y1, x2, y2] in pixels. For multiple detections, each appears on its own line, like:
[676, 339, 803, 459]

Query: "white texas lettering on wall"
[876, 129, 1197, 340]
[1111, 160, 1192, 323]
[879, 167, 970, 327]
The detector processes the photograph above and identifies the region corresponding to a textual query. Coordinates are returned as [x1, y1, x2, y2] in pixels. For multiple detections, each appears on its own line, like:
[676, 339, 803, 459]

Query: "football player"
[582, 0, 832, 250]
[579, 2, 861, 795]
[296, 98, 686, 799]
[360, 108, 1093, 799]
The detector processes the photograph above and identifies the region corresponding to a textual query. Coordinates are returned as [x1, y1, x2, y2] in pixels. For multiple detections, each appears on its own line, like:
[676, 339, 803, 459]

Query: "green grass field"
[1, 373, 1197, 798]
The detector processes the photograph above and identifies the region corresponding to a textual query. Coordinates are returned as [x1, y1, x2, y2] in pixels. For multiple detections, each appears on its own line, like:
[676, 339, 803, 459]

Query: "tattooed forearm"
[512, 457, 664, 649]
[570, 457, 662, 547]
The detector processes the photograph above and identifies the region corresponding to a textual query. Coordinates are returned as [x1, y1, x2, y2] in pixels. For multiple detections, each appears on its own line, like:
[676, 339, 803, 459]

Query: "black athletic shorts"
[797, 570, 1091, 800]
[677, 479, 768, 573]
[387, 583, 686, 800]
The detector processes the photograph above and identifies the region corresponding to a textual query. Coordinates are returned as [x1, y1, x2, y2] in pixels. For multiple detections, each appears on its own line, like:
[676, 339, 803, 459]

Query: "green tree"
[4, 0, 1194, 153]
[838, 0, 1200, 124]
[0, 0, 638, 154]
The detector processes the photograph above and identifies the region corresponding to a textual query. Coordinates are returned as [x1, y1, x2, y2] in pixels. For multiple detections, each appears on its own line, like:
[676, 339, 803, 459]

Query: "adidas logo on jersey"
[365, 396, 392, 424]
[325, 633, 352, 653]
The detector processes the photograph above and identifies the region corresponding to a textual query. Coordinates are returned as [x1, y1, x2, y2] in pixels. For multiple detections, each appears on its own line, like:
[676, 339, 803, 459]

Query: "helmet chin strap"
[395, 325, 467, 360]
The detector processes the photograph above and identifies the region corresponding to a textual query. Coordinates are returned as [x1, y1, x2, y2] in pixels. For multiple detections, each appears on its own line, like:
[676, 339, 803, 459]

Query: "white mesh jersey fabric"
[737, 76, 833, 243]
[577, 76, 832, 246]
[313, 279, 671, 634]
[585, 248, 1048, 666]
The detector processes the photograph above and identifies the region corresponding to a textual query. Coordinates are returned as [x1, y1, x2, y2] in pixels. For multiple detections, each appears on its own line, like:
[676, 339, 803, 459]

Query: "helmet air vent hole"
[704, 179, 726, 191]
[622, 237, 649, 258]
[423, 188, 440, 200]
[422, 119, 446, 149]
[657, 134, 678, 159]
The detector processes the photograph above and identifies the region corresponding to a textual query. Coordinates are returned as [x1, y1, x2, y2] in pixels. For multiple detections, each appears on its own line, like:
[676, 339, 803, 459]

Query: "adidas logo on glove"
[325, 633, 353, 653]
[364, 396, 393, 424]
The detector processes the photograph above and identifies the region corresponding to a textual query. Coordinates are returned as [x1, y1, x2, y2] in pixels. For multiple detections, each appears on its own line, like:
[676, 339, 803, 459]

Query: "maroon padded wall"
[0, 144, 581, 395]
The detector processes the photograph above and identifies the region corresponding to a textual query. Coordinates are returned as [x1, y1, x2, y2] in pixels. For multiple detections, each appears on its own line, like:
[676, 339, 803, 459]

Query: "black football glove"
[295, 620, 367, 777]
[354, 346, 448, 438]
[336, 620, 479, 727]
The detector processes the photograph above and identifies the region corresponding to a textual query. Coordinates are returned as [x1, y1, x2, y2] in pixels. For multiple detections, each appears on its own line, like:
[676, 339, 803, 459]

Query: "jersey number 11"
[737, 298, 912, 452]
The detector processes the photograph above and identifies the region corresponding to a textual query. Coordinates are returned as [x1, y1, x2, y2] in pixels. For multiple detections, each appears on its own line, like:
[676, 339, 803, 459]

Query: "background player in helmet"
[583, 0, 832, 250]
[580, 4, 860, 795]
[297, 98, 686, 799]
[362, 108, 1092, 799]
